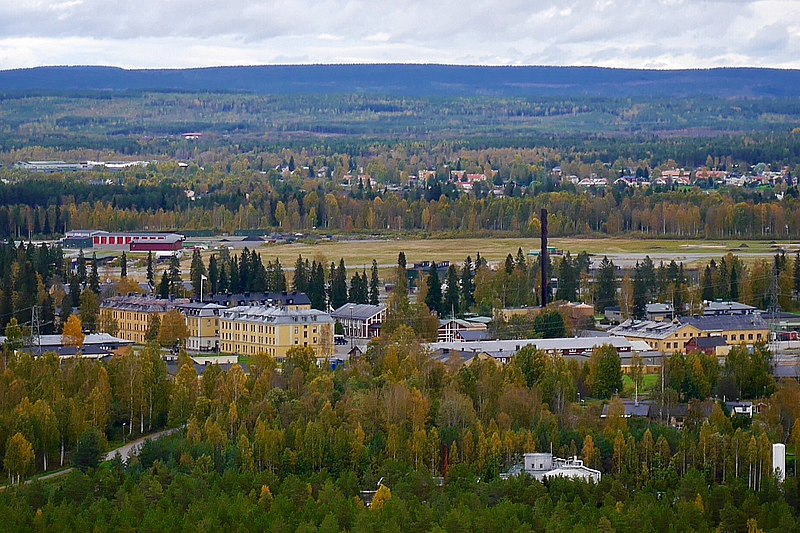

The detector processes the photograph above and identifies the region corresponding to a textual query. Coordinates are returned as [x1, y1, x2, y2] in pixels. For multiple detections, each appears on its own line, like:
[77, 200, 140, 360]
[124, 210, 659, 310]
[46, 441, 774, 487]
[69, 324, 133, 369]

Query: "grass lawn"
[622, 373, 660, 397]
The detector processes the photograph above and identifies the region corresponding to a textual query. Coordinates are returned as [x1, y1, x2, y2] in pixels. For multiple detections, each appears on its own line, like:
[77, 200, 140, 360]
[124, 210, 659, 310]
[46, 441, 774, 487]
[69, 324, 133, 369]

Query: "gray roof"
[609, 319, 682, 340]
[703, 301, 756, 313]
[429, 336, 632, 357]
[0, 332, 134, 348]
[601, 401, 651, 418]
[331, 303, 386, 321]
[682, 314, 768, 332]
[101, 295, 188, 313]
[220, 305, 334, 325]
[209, 292, 311, 307]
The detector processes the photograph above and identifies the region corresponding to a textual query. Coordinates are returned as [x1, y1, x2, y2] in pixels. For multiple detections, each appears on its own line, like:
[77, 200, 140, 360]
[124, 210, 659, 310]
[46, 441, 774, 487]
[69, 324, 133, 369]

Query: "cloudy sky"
[0, 0, 798, 70]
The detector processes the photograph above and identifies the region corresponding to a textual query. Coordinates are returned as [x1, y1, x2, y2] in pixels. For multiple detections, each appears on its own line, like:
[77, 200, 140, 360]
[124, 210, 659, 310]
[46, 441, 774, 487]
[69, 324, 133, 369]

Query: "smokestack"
[541, 208, 548, 307]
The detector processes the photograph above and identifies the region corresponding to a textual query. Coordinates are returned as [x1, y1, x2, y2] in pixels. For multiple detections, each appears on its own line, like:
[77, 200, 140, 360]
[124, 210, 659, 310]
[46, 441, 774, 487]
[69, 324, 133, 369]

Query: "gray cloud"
[0, 0, 798, 68]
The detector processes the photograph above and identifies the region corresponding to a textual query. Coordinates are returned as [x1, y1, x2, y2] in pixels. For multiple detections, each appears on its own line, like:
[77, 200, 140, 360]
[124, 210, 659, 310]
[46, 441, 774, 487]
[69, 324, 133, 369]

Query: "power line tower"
[29, 305, 41, 354]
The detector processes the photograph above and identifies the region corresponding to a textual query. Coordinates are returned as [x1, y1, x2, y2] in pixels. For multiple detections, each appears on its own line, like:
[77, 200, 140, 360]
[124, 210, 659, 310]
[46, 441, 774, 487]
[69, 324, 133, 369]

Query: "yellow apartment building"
[219, 305, 334, 359]
[609, 314, 769, 355]
[177, 302, 225, 353]
[100, 296, 188, 344]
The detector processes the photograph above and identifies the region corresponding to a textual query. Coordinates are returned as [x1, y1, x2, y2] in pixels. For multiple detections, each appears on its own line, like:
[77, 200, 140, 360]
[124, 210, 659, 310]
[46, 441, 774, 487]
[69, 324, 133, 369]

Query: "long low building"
[219, 305, 334, 359]
[609, 314, 769, 354]
[0, 333, 133, 358]
[428, 336, 634, 365]
[63, 230, 185, 252]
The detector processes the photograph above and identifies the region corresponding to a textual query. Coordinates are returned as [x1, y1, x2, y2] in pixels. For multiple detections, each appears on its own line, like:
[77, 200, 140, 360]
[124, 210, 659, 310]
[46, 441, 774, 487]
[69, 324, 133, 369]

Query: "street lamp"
[122, 422, 127, 444]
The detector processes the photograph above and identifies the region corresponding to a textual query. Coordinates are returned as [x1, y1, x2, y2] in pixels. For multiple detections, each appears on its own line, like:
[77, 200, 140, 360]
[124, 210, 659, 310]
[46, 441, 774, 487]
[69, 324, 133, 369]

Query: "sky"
[0, 0, 798, 70]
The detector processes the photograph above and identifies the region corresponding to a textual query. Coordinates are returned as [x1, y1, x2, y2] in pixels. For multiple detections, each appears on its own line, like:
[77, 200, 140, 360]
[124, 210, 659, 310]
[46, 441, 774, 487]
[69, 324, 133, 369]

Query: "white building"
[331, 303, 386, 340]
[502, 453, 601, 483]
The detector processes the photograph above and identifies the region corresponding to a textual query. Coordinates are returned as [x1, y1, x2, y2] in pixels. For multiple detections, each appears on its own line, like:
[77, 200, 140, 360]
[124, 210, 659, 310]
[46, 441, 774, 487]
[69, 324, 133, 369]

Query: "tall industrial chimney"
[541, 208, 548, 307]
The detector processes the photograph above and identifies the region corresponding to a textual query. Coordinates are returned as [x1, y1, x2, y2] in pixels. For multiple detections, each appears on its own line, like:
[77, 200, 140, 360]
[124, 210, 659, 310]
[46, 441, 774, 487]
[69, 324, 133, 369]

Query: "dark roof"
[682, 314, 768, 332]
[456, 330, 489, 342]
[601, 401, 651, 418]
[692, 336, 729, 349]
[209, 292, 311, 307]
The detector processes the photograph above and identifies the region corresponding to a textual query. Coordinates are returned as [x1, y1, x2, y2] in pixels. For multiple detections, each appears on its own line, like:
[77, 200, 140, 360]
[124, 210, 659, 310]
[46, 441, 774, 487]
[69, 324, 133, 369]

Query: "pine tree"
[369, 259, 380, 305]
[120, 251, 127, 278]
[425, 262, 442, 315]
[730, 263, 739, 302]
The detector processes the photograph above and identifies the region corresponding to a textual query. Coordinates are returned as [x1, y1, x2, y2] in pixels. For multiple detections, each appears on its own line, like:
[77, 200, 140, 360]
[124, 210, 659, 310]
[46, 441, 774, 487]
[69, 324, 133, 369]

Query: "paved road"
[0, 426, 184, 490]
[105, 426, 184, 463]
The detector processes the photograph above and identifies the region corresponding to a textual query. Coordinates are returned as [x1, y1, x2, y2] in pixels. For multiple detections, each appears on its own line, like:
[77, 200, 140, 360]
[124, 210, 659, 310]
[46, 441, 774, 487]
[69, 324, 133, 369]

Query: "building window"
[748, 334, 753, 340]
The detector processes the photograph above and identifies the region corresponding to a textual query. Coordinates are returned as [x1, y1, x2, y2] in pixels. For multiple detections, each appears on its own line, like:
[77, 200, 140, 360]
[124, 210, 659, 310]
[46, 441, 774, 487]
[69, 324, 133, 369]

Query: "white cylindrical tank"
[773, 443, 786, 483]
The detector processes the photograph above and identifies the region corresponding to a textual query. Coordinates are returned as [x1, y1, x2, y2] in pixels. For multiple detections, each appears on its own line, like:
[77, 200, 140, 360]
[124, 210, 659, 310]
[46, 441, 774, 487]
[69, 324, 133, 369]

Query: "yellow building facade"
[610, 315, 769, 355]
[100, 296, 185, 344]
[219, 305, 334, 359]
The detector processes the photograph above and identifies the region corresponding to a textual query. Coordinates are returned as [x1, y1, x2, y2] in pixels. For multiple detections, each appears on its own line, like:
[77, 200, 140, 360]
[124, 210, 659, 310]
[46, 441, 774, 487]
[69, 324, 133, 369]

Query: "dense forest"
[0, 326, 795, 532]
[3, 166, 800, 239]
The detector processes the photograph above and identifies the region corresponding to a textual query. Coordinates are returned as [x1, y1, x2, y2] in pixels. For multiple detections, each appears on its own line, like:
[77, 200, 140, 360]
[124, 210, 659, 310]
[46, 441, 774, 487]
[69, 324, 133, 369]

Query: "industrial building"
[62, 230, 185, 252]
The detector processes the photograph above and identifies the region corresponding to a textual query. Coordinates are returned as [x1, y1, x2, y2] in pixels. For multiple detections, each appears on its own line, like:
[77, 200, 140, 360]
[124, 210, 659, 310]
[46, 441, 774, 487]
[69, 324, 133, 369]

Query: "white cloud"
[0, 0, 798, 68]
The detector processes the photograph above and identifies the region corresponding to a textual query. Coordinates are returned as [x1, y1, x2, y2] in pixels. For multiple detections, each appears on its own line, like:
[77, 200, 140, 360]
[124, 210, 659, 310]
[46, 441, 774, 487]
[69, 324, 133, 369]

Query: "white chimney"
[773, 443, 786, 483]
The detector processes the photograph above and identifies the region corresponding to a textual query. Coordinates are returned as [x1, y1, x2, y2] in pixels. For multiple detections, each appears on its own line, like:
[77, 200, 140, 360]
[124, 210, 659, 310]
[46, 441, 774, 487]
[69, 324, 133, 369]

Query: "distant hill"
[1, 65, 799, 98]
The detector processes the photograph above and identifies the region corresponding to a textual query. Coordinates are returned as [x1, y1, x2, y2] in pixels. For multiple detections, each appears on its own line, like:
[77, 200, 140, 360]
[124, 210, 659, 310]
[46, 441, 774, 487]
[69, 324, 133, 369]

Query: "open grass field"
[243, 236, 799, 270]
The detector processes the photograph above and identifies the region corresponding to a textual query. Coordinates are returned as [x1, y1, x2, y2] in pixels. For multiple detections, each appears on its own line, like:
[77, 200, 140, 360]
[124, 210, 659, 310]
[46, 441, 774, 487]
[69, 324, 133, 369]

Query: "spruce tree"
[88, 253, 100, 294]
[369, 259, 380, 305]
[293, 254, 307, 294]
[443, 264, 460, 317]
[158, 270, 170, 299]
[460, 256, 475, 311]
[330, 259, 348, 310]
[208, 254, 219, 295]
[308, 261, 327, 310]
[77, 249, 87, 287]
[594, 256, 617, 313]
[146, 251, 154, 288]
[425, 262, 442, 315]
[190, 249, 207, 300]
[168, 254, 181, 298]
[120, 251, 127, 278]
